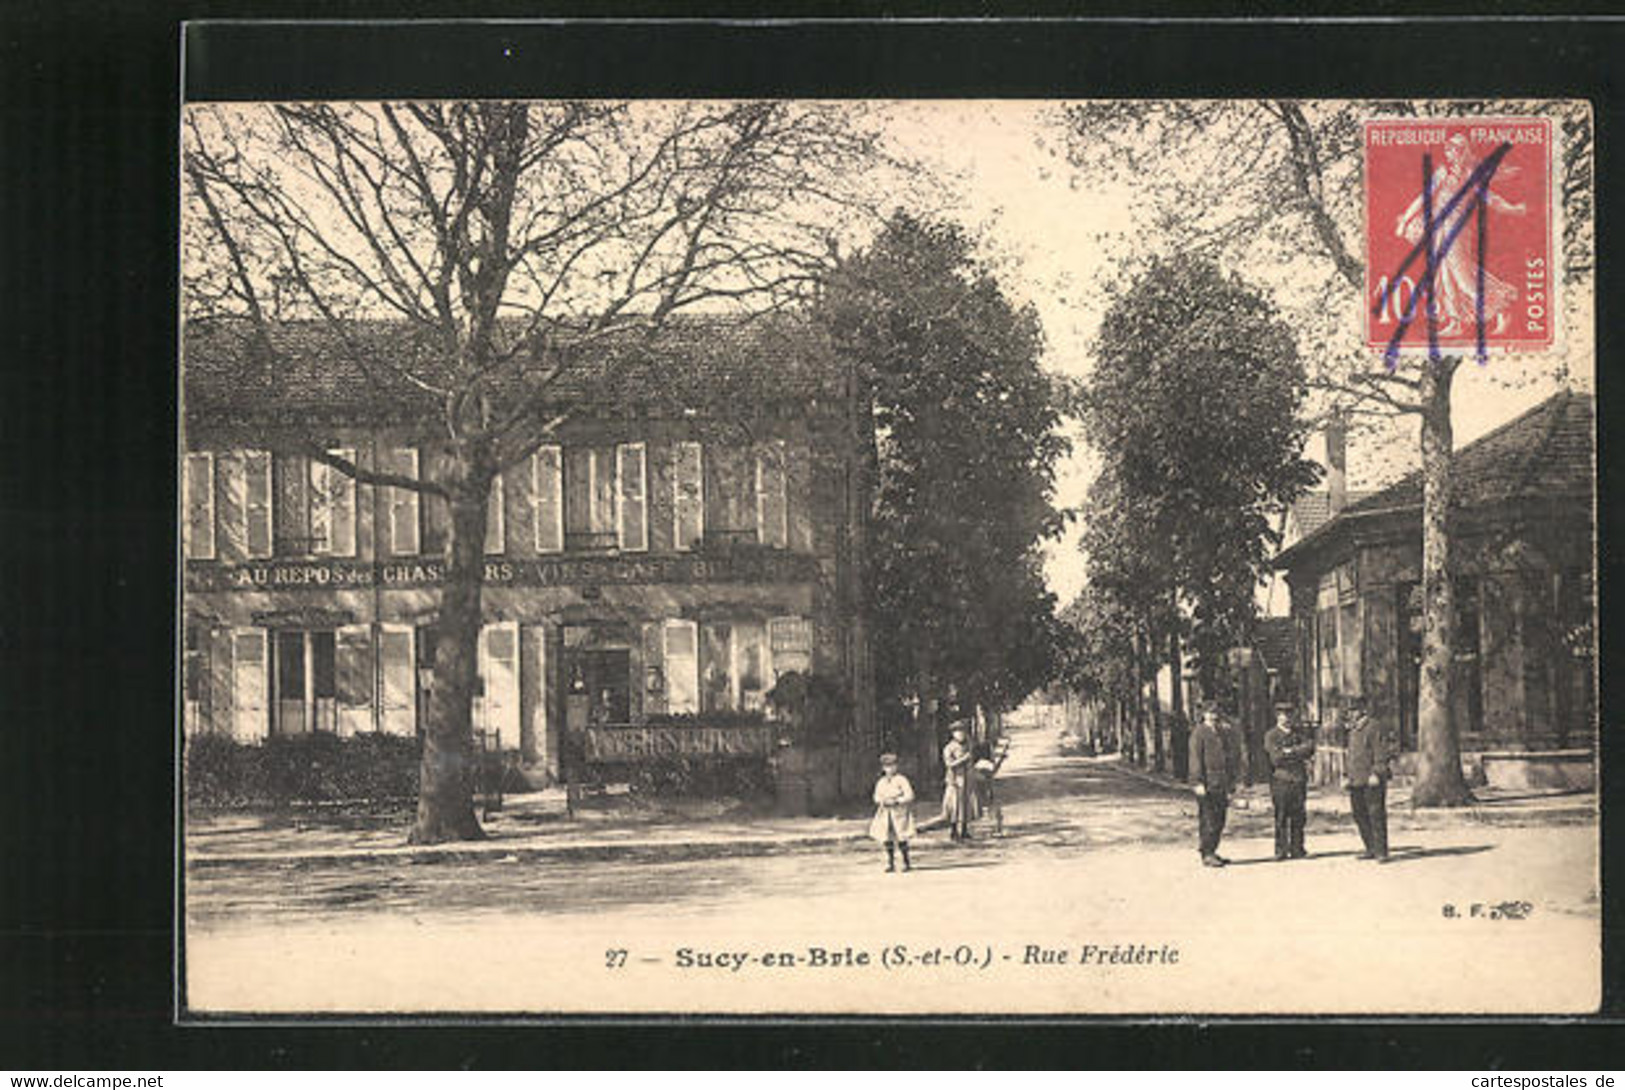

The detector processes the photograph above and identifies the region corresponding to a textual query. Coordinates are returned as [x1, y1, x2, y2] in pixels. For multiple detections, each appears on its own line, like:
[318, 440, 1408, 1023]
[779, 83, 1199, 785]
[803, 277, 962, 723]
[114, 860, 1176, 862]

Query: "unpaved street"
[185, 728, 1600, 1016]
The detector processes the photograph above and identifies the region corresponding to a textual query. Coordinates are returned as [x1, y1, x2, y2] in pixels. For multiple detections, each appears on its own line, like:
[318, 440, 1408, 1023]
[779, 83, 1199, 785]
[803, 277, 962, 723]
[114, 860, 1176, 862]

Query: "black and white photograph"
[176, 95, 1597, 1016]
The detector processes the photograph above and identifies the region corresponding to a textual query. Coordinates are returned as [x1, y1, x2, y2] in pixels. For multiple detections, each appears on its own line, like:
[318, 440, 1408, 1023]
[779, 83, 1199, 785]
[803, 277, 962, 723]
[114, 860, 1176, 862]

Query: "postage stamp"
[1365, 116, 1557, 361]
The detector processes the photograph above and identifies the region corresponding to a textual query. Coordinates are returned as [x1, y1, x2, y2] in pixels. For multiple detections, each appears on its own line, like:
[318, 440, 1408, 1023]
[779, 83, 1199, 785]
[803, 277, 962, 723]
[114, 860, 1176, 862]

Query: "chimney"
[1325, 413, 1347, 516]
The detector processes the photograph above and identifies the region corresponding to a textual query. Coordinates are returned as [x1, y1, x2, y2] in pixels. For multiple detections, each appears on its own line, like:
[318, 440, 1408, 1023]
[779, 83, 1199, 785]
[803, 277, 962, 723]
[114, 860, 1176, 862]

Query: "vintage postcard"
[179, 97, 1597, 1016]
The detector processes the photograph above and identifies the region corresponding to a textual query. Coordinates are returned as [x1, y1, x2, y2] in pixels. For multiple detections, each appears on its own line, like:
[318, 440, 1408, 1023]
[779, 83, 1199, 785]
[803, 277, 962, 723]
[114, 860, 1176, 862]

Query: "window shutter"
[663, 620, 699, 715]
[217, 453, 246, 562]
[618, 443, 647, 552]
[378, 625, 416, 736]
[335, 625, 372, 737]
[756, 440, 788, 548]
[673, 441, 704, 550]
[184, 452, 216, 560]
[485, 473, 505, 555]
[532, 446, 563, 553]
[642, 622, 666, 716]
[230, 628, 269, 743]
[388, 448, 420, 556]
[479, 622, 520, 748]
[244, 451, 273, 559]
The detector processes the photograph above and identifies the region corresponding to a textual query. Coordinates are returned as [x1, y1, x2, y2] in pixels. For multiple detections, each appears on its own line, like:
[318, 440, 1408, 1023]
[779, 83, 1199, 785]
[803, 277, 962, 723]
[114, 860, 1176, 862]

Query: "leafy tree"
[1078, 255, 1320, 776]
[817, 213, 1072, 751]
[1061, 99, 1592, 805]
[183, 101, 895, 842]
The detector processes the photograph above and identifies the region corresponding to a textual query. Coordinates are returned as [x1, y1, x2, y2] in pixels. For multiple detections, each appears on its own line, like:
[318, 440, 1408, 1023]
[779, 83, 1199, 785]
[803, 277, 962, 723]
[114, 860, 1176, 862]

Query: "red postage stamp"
[1364, 116, 1555, 360]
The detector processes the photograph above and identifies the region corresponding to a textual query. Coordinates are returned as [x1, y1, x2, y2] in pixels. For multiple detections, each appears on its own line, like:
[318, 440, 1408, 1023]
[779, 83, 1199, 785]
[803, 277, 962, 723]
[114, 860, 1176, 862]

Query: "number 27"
[606, 948, 628, 969]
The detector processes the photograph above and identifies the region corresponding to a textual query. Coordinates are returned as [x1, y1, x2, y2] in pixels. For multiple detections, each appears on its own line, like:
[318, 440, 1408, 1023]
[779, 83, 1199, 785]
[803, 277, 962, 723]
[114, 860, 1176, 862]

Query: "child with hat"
[870, 752, 916, 872]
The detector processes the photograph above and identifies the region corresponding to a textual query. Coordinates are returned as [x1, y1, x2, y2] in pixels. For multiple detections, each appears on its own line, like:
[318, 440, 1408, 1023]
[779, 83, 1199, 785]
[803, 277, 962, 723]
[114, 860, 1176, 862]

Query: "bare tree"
[1061, 99, 1592, 806]
[183, 100, 897, 841]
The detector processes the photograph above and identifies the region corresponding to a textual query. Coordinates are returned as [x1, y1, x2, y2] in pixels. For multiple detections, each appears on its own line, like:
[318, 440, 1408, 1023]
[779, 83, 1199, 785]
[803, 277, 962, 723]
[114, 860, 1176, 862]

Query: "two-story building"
[181, 315, 878, 796]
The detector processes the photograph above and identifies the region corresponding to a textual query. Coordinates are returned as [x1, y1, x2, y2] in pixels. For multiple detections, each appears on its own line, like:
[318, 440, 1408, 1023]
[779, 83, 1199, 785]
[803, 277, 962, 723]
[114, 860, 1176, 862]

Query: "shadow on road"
[1384, 843, 1495, 863]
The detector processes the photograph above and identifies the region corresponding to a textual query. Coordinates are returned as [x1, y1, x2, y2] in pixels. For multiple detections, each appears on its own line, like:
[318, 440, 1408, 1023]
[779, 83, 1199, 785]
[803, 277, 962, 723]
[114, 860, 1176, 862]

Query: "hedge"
[185, 731, 422, 808]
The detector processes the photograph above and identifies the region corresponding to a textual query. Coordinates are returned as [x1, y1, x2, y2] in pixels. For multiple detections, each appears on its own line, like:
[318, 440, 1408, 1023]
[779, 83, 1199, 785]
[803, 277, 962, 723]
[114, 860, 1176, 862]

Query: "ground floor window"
[272, 629, 338, 735]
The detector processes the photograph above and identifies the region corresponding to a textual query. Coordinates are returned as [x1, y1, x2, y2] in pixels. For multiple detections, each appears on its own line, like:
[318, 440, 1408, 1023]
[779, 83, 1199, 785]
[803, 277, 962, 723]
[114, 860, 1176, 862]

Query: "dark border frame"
[3, 6, 1621, 1069]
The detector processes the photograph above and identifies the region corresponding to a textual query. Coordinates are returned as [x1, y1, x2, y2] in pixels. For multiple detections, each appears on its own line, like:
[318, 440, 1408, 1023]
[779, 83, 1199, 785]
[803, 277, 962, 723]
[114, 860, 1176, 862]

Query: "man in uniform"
[1263, 705, 1316, 860]
[1343, 697, 1398, 862]
[1189, 705, 1237, 867]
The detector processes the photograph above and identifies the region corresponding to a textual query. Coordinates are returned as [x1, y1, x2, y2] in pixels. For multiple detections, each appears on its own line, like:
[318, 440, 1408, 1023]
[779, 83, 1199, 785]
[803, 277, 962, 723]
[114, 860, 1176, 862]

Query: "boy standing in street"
[870, 752, 916, 872]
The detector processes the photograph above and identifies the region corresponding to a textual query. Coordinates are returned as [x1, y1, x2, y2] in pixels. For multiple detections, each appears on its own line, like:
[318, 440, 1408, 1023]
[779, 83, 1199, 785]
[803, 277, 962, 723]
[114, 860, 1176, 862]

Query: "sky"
[877, 101, 1594, 606]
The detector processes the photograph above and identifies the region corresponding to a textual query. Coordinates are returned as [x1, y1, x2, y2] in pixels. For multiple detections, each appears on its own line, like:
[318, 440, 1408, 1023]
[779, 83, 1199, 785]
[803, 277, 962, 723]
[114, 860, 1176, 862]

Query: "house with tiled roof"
[181, 314, 877, 804]
[1272, 390, 1596, 789]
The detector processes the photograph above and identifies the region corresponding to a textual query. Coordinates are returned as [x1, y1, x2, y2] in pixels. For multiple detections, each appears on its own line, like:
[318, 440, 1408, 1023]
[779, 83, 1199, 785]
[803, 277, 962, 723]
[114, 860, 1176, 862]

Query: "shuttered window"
[618, 443, 647, 552]
[243, 451, 273, 559]
[673, 441, 704, 551]
[564, 446, 618, 549]
[184, 452, 216, 560]
[387, 448, 420, 556]
[663, 620, 699, 715]
[309, 449, 357, 557]
[532, 446, 563, 553]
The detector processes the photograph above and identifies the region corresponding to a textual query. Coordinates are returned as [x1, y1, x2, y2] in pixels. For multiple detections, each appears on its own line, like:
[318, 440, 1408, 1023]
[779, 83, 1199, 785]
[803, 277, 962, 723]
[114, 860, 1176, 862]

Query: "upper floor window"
[564, 446, 618, 552]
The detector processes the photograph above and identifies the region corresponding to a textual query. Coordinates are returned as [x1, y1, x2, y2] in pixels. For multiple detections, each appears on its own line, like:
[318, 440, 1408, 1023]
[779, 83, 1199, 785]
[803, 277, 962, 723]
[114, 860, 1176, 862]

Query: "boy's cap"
[879, 752, 899, 763]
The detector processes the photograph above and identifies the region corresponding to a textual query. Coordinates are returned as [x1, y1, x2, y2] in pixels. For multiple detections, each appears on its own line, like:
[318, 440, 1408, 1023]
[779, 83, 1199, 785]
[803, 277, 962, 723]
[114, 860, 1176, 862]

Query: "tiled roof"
[182, 313, 850, 418]
[1252, 616, 1297, 676]
[1340, 389, 1594, 515]
[1289, 489, 1377, 539]
[1276, 390, 1595, 566]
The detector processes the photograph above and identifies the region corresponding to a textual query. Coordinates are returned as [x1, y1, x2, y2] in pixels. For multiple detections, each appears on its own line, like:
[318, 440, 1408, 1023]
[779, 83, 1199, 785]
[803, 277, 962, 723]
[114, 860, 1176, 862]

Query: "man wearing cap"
[1189, 705, 1237, 867]
[1343, 697, 1397, 862]
[1264, 706, 1316, 860]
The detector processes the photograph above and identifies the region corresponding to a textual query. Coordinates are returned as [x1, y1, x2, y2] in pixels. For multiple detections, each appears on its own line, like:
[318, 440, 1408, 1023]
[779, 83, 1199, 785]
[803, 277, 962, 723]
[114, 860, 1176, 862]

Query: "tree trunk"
[1411, 359, 1475, 807]
[1128, 634, 1146, 766]
[1169, 621, 1189, 781]
[409, 475, 490, 844]
[1144, 624, 1165, 773]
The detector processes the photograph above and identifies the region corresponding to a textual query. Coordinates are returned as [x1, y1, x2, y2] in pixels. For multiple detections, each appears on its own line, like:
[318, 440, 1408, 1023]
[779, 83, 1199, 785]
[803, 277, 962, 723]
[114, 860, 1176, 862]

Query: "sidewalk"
[1107, 756, 1598, 829]
[186, 793, 871, 869]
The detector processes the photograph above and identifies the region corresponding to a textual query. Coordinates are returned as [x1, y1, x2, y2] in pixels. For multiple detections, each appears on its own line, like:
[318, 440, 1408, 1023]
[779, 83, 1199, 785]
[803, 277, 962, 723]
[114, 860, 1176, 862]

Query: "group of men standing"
[1187, 699, 1397, 868]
